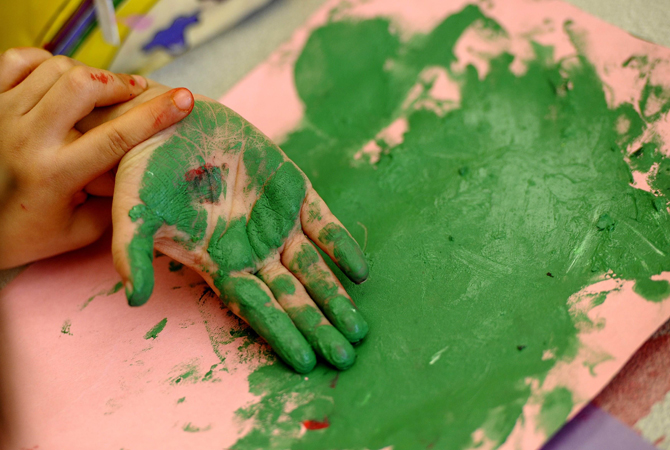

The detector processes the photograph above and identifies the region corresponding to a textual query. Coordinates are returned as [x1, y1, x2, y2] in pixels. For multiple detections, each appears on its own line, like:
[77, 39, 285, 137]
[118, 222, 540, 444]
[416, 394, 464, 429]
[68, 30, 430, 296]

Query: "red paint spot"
[129, 78, 136, 86]
[329, 373, 339, 388]
[90, 72, 110, 84]
[654, 436, 666, 446]
[185, 163, 214, 182]
[153, 112, 165, 128]
[303, 418, 329, 430]
[20, 204, 27, 210]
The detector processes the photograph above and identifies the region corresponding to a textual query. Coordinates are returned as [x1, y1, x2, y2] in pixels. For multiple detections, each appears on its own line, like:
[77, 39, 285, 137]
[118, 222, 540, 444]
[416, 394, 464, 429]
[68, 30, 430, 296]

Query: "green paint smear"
[169, 360, 200, 385]
[126, 101, 255, 305]
[183, 422, 211, 433]
[538, 388, 573, 438]
[80, 281, 124, 310]
[633, 278, 670, 302]
[318, 223, 369, 283]
[144, 318, 167, 340]
[231, 5, 670, 450]
[61, 319, 73, 336]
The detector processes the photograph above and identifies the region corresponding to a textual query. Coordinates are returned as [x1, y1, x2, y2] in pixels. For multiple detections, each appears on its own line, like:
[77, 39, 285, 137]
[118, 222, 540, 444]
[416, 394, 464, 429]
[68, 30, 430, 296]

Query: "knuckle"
[48, 55, 76, 77]
[105, 125, 135, 157]
[64, 65, 95, 94]
[0, 48, 26, 71]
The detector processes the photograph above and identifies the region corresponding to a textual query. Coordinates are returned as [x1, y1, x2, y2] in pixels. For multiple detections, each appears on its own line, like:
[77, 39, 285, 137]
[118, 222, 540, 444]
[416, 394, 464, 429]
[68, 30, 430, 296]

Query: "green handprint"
[114, 98, 369, 373]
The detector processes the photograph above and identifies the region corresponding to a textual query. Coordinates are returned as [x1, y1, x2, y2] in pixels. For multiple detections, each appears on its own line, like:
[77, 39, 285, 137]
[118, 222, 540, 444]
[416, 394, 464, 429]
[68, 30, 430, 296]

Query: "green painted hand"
[113, 98, 369, 373]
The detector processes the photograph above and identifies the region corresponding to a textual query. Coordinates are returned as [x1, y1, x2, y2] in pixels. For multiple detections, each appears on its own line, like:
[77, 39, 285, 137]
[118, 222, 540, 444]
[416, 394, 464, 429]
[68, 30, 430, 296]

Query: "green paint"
[217, 276, 316, 374]
[583, 352, 614, 376]
[169, 361, 200, 385]
[590, 292, 608, 308]
[207, 217, 254, 273]
[169, 261, 184, 272]
[262, 273, 356, 369]
[80, 296, 96, 311]
[61, 319, 72, 336]
[246, 162, 306, 261]
[79, 281, 124, 310]
[633, 278, 670, 302]
[267, 274, 296, 296]
[289, 305, 356, 370]
[124, 99, 345, 373]
[109, 281, 123, 294]
[318, 223, 368, 283]
[629, 141, 662, 173]
[231, 5, 670, 449]
[639, 80, 670, 122]
[177, 397, 186, 404]
[538, 388, 573, 438]
[306, 201, 323, 223]
[125, 101, 256, 304]
[144, 318, 167, 339]
[243, 144, 284, 193]
[183, 422, 211, 432]
[596, 213, 615, 232]
[288, 243, 368, 343]
[127, 205, 163, 306]
[201, 363, 219, 382]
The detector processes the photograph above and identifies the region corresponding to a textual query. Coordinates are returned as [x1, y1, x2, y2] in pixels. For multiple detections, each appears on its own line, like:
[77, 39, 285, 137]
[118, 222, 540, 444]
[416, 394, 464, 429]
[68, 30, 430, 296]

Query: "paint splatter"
[79, 281, 123, 311]
[60, 319, 72, 336]
[183, 422, 211, 432]
[144, 318, 167, 340]
[303, 418, 330, 430]
[90, 72, 112, 84]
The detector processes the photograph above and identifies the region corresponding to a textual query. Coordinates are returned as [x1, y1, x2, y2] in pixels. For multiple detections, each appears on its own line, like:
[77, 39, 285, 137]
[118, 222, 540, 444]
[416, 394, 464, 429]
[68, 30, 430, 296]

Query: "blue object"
[142, 12, 200, 54]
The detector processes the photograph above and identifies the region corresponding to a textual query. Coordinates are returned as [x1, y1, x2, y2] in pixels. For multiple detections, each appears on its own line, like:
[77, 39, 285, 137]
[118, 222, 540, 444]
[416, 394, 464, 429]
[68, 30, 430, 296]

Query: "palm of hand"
[113, 99, 368, 372]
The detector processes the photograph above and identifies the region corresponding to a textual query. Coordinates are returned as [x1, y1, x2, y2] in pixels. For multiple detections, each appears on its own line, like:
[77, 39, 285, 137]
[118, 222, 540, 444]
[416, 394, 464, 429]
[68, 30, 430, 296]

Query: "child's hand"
[0, 48, 195, 268]
[89, 88, 370, 373]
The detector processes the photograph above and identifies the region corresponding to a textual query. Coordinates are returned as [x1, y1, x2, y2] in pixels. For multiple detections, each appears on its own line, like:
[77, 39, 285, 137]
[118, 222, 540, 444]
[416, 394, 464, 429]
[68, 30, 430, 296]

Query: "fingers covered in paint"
[259, 262, 356, 370]
[301, 188, 369, 284]
[118, 204, 162, 307]
[0, 47, 52, 93]
[283, 235, 368, 344]
[64, 88, 194, 187]
[218, 273, 316, 373]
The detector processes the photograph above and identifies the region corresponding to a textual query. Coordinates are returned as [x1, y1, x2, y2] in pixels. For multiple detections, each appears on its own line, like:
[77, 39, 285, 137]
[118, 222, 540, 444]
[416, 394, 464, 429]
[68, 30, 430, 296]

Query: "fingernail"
[326, 295, 369, 344]
[172, 88, 193, 112]
[131, 74, 147, 89]
[125, 281, 133, 297]
[315, 326, 357, 370]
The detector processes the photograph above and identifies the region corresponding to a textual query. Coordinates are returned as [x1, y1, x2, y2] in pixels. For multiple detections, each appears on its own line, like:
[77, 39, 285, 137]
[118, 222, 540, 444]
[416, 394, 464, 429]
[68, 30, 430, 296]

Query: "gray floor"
[150, 0, 670, 99]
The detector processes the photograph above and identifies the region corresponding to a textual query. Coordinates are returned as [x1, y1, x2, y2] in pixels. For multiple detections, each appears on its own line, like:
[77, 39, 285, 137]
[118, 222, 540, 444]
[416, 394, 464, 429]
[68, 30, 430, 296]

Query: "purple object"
[45, 0, 93, 54]
[142, 12, 200, 54]
[541, 404, 657, 450]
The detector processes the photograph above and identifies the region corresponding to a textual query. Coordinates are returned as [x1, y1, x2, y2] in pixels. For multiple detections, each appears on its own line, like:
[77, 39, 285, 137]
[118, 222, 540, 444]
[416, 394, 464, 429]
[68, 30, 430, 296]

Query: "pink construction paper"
[3, 0, 670, 449]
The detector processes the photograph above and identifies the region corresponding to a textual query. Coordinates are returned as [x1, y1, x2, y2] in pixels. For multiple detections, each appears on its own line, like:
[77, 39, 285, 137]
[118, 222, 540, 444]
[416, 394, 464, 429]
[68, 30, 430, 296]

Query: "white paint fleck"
[429, 346, 450, 365]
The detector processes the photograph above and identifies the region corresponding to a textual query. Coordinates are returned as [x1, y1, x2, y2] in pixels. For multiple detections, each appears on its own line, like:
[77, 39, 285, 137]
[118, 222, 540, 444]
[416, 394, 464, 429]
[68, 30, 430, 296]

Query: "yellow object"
[72, 0, 157, 69]
[0, 0, 158, 69]
[0, 0, 81, 50]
